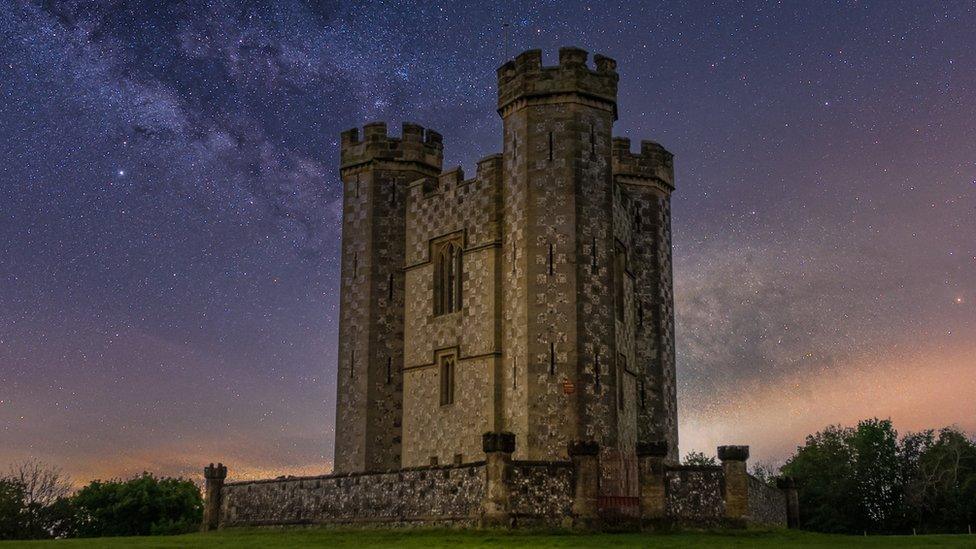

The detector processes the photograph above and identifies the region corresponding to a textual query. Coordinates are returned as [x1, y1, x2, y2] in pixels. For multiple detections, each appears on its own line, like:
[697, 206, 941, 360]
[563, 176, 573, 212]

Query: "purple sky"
[1, 0, 973, 484]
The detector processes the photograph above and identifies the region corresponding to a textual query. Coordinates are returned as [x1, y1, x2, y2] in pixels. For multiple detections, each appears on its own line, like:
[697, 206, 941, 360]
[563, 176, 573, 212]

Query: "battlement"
[497, 47, 618, 118]
[409, 154, 503, 198]
[204, 462, 228, 480]
[612, 137, 674, 191]
[340, 122, 443, 172]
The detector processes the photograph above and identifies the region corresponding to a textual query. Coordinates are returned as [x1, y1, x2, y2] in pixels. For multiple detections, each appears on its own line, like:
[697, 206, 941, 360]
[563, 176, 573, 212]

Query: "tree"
[750, 460, 781, 486]
[70, 473, 202, 537]
[5, 460, 72, 539]
[906, 427, 976, 532]
[781, 423, 860, 533]
[0, 479, 26, 540]
[682, 451, 717, 467]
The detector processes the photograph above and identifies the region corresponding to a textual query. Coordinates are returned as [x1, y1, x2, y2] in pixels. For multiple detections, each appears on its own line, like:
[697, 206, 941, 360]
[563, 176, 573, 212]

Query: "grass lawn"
[2, 528, 975, 548]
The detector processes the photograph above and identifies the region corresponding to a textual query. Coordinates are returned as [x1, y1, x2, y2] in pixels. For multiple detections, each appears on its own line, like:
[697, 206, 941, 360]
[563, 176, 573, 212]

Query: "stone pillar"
[481, 432, 515, 527]
[777, 476, 800, 529]
[202, 463, 227, 532]
[718, 445, 749, 524]
[568, 440, 600, 528]
[636, 441, 669, 527]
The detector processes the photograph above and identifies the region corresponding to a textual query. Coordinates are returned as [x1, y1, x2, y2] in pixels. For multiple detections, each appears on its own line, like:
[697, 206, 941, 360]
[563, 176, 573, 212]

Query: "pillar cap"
[204, 463, 227, 480]
[636, 441, 669, 457]
[482, 431, 516, 454]
[568, 440, 600, 456]
[717, 445, 750, 462]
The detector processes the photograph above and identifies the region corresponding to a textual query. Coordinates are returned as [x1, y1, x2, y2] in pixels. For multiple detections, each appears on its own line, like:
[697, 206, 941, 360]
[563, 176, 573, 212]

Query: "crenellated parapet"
[340, 121, 443, 174]
[612, 138, 674, 192]
[497, 47, 619, 118]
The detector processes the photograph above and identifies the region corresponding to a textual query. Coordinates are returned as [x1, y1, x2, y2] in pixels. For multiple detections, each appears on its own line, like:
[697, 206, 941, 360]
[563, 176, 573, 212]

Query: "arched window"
[433, 237, 463, 315]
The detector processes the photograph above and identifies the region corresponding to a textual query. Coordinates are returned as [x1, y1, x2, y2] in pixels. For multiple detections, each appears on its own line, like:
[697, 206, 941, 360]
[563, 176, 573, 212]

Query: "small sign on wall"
[562, 379, 576, 394]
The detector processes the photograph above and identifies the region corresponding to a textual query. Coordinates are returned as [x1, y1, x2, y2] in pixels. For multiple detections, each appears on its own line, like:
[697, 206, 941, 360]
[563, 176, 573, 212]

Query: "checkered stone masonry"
[333, 48, 678, 483]
[334, 122, 442, 473]
[401, 157, 504, 467]
[613, 137, 679, 463]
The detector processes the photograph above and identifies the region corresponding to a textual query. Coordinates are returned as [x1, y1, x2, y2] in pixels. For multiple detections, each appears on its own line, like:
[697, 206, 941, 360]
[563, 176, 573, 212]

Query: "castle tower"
[496, 48, 621, 461]
[334, 122, 443, 473]
[612, 138, 679, 463]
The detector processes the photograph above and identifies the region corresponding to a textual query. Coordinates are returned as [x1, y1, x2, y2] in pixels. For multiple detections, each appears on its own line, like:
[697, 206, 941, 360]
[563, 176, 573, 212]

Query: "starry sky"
[1, 1, 974, 484]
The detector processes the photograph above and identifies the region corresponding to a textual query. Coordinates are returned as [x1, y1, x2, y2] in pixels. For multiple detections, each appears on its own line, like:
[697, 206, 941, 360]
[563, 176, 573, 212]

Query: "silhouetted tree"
[783, 419, 976, 534]
[682, 451, 717, 467]
[0, 479, 25, 540]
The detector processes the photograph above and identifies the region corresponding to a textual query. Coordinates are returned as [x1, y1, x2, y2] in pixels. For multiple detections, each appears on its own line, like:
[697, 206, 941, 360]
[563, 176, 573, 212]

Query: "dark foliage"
[69, 473, 203, 537]
[782, 419, 976, 534]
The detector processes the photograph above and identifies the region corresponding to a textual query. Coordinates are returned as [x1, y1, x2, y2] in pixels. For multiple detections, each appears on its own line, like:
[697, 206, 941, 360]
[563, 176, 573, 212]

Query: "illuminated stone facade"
[205, 48, 798, 532]
[333, 48, 678, 497]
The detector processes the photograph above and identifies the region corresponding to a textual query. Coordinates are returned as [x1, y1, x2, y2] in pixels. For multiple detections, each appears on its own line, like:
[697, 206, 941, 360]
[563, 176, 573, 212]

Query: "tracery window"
[433, 238, 463, 315]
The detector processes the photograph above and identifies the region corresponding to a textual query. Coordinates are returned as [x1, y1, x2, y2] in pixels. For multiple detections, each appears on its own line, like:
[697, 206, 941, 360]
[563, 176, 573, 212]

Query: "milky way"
[1, 1, 973, 483]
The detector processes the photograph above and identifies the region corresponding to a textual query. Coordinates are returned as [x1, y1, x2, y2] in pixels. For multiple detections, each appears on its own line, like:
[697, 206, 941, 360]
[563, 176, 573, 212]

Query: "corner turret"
[340, 122, 443, 174]
[496, 47, 619, 119]
[612, 138, 674, 192]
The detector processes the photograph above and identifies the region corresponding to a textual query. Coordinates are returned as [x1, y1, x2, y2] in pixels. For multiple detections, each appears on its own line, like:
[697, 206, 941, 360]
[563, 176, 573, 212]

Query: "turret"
[612, 138, 674, 192]
[340, 122, 443, 173]
[496, 47, 619, 119]
[334, 120, 443, 474]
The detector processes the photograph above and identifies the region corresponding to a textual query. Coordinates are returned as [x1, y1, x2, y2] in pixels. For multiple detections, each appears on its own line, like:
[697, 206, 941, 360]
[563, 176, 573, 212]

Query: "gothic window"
[433, 237, 463, 315]
[614, 243, 627, 321]
[439, 352, 456, 406]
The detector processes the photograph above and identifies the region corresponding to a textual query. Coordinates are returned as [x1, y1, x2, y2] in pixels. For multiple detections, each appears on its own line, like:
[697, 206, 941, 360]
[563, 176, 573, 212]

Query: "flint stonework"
[207, 47, 794, 532]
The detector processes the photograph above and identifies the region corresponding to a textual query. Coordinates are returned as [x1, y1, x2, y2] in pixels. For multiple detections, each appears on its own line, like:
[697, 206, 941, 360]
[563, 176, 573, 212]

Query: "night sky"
[2, 1, 974, 484]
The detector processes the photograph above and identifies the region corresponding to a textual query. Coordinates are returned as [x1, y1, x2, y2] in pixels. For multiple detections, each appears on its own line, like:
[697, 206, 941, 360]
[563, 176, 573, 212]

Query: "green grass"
[2, 528, 975, 548]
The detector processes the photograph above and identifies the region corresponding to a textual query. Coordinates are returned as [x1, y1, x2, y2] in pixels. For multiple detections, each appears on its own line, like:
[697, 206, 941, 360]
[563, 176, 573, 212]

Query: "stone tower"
[333, 122, 443, 473]
[334, 48, 678, 488]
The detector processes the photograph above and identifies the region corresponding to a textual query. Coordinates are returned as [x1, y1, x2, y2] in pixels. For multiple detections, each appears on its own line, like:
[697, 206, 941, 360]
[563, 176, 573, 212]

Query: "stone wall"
[747, 474, 788, 526]
[209, 443, 791, 530]
[220, 463, 486, 527]
[509, 461, 573, 520]
[664, 466, 726, 523]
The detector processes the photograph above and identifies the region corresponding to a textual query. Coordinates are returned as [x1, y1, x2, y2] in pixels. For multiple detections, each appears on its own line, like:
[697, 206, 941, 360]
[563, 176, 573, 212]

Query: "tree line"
[779, 419, 976, 534]
[0, 460, 201, 540]
[687, 419, 975, 534]
[2, 418, 974, 539]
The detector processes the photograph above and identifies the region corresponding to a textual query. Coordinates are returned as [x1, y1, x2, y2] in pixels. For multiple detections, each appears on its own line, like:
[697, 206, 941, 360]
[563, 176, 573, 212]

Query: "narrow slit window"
[439, 353, 456, 406]
[355, 175, 360, 198]
[549, 342, 556, 375]
[349, 349, 355, 379]
[353, 253, 358, 277]
[388, 272, 394, 300]
[548, 132, 554, 161]
[548, 242, 554, 276]
[511, 240, 517, 274]
[386, 356, 393, 384]
[591, 237, 597, 269]
[390, 183, 396, 206]
[614, 243, 626, 321]
[512, 356, 518, 390]
[594, 354, 601, 389]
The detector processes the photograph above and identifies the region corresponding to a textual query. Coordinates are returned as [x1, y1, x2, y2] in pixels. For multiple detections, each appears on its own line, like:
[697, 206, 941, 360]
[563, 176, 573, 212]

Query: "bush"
[70, 473, 202, 537]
